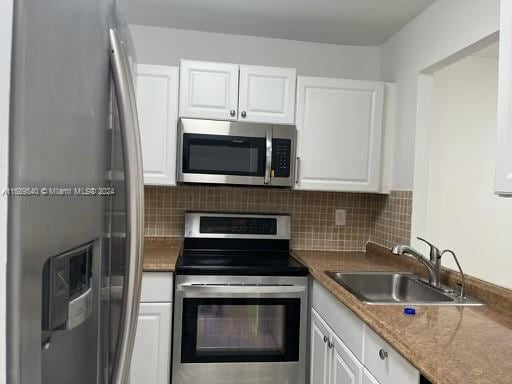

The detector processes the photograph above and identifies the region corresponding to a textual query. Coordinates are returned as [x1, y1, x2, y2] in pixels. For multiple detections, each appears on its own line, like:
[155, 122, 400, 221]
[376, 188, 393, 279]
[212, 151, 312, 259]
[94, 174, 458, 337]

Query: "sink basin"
[326, 272, 483, 306]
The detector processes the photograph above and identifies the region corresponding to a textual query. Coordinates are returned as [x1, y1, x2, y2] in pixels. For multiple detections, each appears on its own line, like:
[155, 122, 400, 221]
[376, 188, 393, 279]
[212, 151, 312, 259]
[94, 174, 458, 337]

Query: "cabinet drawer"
[363, 326, 419, 384]
[140, 272, 173, 303]
[312, 280, 364, 360]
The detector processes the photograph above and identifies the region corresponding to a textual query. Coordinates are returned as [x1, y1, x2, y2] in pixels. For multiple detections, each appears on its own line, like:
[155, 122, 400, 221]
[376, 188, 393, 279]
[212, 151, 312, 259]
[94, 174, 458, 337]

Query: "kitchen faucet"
[391, 237, 442, 288]
[392, 238, 466, 299]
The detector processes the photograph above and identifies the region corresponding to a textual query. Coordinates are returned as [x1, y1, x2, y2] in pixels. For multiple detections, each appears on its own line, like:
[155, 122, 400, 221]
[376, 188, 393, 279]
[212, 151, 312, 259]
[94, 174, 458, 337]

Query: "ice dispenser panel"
[42, 242, 93, 331]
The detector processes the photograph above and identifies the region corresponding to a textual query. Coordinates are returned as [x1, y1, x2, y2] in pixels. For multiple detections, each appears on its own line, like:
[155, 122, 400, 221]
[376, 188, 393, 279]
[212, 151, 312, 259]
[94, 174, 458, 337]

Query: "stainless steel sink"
[326, 272, 483, 306]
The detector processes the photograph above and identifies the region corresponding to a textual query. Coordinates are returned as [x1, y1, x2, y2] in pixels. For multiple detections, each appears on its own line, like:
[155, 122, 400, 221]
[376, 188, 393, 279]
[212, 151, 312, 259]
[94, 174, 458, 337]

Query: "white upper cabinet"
[295, 76, 384, 192]
[179, 60, 239, 121]
[137, 64, 179, 185]
[238, 65, 297, 124]
[179, 60, 297, 124]
[495, 0, 512, 195]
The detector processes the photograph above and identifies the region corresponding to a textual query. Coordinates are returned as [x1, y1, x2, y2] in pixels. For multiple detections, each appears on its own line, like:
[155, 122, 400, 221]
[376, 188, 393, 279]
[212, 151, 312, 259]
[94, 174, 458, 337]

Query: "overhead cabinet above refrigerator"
[179, 60, 297, 124]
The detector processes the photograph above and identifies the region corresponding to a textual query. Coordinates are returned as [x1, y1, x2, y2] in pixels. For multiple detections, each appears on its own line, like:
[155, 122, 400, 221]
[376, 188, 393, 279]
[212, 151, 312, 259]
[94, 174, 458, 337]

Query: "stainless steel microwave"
[177, 118, 296, 187]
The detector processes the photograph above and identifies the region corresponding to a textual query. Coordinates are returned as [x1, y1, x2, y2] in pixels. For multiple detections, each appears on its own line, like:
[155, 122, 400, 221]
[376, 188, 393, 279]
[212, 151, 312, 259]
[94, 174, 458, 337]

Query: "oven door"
[177, 118, 273, 186]
[173, 275, 308, 384]
[181, 297, 300, 363]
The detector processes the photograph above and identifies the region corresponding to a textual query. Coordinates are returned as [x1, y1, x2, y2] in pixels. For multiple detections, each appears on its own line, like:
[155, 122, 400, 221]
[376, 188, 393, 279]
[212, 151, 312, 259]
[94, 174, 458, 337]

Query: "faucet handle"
[417, 237, 441, 258]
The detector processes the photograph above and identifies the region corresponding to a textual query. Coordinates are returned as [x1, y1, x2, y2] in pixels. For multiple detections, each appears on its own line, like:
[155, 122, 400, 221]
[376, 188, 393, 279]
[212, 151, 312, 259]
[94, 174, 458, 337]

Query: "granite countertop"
[143, 237, 181, 271]
[142, 237, 512, 383]
[292, 246, 512, 384]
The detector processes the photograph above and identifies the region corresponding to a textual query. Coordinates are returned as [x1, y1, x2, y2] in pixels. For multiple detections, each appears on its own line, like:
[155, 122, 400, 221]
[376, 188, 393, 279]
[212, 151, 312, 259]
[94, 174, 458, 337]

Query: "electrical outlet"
[335, 209, 346, 226]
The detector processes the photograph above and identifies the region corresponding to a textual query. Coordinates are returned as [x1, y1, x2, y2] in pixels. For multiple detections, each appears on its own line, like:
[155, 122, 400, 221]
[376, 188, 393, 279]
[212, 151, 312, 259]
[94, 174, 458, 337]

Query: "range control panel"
[200, 216, 277, 235]
[185, 213, 290, 239]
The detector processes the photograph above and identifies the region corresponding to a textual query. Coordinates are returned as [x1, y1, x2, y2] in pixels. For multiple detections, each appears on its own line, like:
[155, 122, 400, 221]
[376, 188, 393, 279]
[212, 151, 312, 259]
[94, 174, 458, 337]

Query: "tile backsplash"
[370, 191, 413, 249]
[144, 186, 412, 251]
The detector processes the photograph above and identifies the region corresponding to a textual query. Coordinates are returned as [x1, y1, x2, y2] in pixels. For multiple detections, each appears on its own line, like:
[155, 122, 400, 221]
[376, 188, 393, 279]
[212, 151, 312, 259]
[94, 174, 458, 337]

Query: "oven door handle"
[177, 284, 307, 295]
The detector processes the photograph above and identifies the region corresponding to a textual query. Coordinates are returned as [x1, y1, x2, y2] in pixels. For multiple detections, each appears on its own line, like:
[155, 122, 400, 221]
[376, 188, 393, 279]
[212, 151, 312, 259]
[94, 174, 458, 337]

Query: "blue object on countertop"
[404, 307, 416, 316]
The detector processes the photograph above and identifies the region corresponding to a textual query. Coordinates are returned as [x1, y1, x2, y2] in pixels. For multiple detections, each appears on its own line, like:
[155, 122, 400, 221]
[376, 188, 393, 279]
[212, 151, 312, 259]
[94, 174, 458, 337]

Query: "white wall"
[380, 0, 500, 189]
[424, 55, 512, 288]
[129, 25, 381, 80]
[0, 0, 13, 383]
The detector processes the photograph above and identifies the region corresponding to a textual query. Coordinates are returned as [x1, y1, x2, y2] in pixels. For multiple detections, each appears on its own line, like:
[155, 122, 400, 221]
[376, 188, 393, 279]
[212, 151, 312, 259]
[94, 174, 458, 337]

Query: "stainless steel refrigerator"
[6, 0, 144, 383]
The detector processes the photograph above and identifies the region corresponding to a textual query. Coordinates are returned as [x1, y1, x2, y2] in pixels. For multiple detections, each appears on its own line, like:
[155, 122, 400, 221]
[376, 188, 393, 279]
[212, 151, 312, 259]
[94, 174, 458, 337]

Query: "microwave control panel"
[271, 138, 292, 178]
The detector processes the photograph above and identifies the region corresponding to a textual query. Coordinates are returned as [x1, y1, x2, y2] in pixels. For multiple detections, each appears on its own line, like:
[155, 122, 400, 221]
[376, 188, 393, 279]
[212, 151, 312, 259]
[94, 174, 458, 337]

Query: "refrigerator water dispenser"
[42, 242, 94, 331]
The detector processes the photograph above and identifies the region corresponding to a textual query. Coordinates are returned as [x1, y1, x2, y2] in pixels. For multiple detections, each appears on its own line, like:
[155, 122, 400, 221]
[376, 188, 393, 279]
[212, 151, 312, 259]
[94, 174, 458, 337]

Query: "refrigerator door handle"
[108, 28, 145, 384]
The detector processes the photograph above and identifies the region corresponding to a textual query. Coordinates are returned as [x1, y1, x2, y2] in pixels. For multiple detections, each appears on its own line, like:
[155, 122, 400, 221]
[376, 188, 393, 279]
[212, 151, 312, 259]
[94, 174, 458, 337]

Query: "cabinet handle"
[379, 349, 388, 360]
[230, 109, 236, 117]
[323, 335, 329, 343]
[241, 111, 247, 118]
[328, 341, 334, 349]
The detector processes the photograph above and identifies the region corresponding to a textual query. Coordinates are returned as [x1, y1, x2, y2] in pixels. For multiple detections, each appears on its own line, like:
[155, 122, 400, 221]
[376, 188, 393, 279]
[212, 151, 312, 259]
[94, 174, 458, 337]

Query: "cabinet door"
[238, 65, 297, 124]
[311, 309, 331, 384]
[130, 303, 172, 384]
[137, 64, 179, 185]
[179, 60, 239, 121]
[495, 0, 512, 195]
[329, 331, 363, 384]
[295, 76, 384, 192]
[362, 368, 381, 384]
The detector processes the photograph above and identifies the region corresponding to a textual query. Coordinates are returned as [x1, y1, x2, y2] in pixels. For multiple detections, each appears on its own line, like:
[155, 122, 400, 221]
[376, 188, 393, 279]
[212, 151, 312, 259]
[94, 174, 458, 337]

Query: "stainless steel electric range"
[172, 212, 309, 384]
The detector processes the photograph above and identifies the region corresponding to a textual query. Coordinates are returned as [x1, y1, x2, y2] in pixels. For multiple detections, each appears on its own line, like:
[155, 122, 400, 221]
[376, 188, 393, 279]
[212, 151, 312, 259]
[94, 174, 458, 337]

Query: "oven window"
[181, 298, 301, 363]
[182, 134, 267, 177]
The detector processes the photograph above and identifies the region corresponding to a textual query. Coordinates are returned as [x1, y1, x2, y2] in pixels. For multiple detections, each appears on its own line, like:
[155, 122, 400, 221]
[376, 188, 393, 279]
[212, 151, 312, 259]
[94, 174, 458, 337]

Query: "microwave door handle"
[265, 129, 272, 185]
[109, 28, 145, 384]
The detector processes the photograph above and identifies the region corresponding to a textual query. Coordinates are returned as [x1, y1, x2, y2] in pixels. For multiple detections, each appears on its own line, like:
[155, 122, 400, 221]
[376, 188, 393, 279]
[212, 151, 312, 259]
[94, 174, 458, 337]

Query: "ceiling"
[120, 0, 436, 46]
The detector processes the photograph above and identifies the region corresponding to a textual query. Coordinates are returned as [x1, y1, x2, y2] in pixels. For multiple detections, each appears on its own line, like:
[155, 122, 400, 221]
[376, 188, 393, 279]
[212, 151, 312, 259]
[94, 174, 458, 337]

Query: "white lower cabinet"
[311, 281, 419, 384]
[130, 303, 172, 384]
[362, 368, 380, 384]
[130, 273, 173, 384]
[311, 308, 332, 384]
[311, 308, 362, 384]
[330, 331, 362, 384]
[363, 326, 419, 384]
